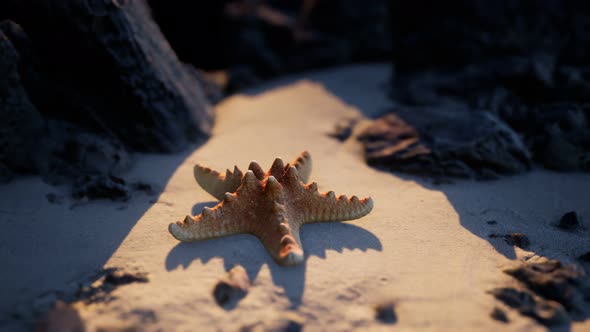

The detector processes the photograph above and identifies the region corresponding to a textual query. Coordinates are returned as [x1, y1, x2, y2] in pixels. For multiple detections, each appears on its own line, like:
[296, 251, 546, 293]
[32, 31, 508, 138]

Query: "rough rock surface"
[0, 0, 214, 195]
[357, 106, 531, 179]
[490, 257, 590, 327]
[389, 1, 590, 174]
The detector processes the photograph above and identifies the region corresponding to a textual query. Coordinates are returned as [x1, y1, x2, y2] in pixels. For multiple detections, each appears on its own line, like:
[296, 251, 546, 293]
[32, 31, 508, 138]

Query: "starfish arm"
[281, 165, 373, 224]
[194, 164, 243, 200]
[168, 193, 249, 242]
[249, 201, 305, 266]
[290, 151, 312, 183]
[301, 188, 374, 224]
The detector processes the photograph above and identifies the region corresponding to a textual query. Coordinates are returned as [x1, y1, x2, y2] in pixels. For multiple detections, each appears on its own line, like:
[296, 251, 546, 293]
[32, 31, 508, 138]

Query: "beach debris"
[488, 288, 569, 326]
[77, 268, 149, 304]
[488, 233, 530, 249]
[213, 265, 251, 308]
[169, 151, 374, 266]
[73, 175, 130, 202]
[490, 257, 590, 326]
[34, 301, 85, 332]
[557, 211, 580, 230]
[328, 118, 359, 142]
[490, 306, 509, 323]
[374, 300, 397, 324]
[504, 259, 590, 313]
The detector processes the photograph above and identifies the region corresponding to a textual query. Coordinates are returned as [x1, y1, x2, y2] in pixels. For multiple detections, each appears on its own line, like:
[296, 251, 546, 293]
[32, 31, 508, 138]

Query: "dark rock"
[374, 301, 397, 324]
[329, 118, 359, 142]
[558, 211, 580, 230]
[580, 252, 590, 262]
[34, 301, 85, 332]
[72, 175, 130, 202]
[389, 2, 590, 174]
[490, 307, 509, 323]
[0, 21, 45, 176]
[488, 288, 569, 326]
[103, 269, 149, 286]
[1, 0, 214, 153]
[213, 265, 251, 309]
[503, 259, 590, 314]
[358, 107, 531, 179]
[503, 233, 530, 249]
[486, 220, 498, 225]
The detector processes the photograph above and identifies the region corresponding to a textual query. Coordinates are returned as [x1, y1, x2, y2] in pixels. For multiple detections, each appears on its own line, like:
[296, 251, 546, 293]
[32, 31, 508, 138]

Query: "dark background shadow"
[165, 221, 382, 308]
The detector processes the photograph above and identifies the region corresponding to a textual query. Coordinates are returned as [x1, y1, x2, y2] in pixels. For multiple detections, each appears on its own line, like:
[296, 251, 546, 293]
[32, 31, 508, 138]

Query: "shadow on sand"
[166, 201, 382, 308]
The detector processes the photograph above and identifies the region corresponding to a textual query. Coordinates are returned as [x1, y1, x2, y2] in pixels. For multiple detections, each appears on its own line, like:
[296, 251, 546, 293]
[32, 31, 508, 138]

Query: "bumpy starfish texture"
[169, 152, 374, 266]
[194, 151, 312, 200]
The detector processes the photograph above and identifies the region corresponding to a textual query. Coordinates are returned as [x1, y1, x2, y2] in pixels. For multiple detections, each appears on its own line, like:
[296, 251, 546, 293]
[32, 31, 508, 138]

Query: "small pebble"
[486, 220, 498, 225]
[490, 306, 509, 323]
[558, 211, 580, 230]
[213, 265, 251, 308]
[374, 301, 397, 324]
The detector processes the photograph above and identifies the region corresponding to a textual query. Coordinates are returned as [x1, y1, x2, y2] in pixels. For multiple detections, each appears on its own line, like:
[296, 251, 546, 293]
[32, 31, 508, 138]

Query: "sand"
[1, 64, 589, 331]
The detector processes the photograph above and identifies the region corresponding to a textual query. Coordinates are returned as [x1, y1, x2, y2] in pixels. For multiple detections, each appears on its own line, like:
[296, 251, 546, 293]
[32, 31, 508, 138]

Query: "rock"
[1, 0, 214, 153]
[358, 107, 531, 179]
[580, 252, 590, 262]
[488, 288, 570, 326]
[0, 21, 45, 176]
[34, 301, 85, 332]
[374, 301, 397, 324]
[73, 175, 130, 202]
[486, 220, 498, 225]
[503, 258, 590, 314]
[558, 211, 580, 230]
[503, 233, 530, 249]
[103, 269, 149, 286]
[490, 307, 509, 323]
[213, 265, 251, 309]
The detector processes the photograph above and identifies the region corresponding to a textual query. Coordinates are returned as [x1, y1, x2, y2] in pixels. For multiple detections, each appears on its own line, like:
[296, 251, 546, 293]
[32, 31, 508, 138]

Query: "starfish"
[168, 151, 374, 266]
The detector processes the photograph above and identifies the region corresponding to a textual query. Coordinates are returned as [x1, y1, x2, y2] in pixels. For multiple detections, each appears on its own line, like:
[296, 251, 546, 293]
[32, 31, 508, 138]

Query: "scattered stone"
[34, 301, 85, 332]
[72, 175, 130, 202]
[579, 252, 590, 262]
[490, 306, 509, 323]
[503, 258, 590, 313]
[503, 233, 530, 249]
[557, 211, 580, 230]
[329, 118, 359, 142]
[46, 193, 65, 205]
[213, 265, 251, 309]
[374, 301, 397, 324]
[76, 268, 149, 304]
[102, 269, 149, 287]
[486, 220, 498, 225]
[488, 288, 569, 326]
[488, 233, 530, 249]
[358, 107, 531, 179]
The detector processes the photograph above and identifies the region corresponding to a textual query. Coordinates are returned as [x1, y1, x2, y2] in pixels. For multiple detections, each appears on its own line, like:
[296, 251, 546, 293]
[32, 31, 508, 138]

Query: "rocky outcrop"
[0, 0, 214, 191]
[358, 106, 531, 179]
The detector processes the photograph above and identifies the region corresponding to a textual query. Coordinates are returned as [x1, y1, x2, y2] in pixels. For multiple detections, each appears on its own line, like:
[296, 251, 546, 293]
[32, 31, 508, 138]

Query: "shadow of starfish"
[165, 218, 382, 309]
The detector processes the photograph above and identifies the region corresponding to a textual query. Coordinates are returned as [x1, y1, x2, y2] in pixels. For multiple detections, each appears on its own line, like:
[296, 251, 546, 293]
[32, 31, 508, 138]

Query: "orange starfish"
[168, 152, 374, 266]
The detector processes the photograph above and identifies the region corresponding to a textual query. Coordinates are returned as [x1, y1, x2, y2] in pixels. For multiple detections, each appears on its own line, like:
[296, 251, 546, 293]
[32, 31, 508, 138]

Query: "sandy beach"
[1, 64, 589, 331]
